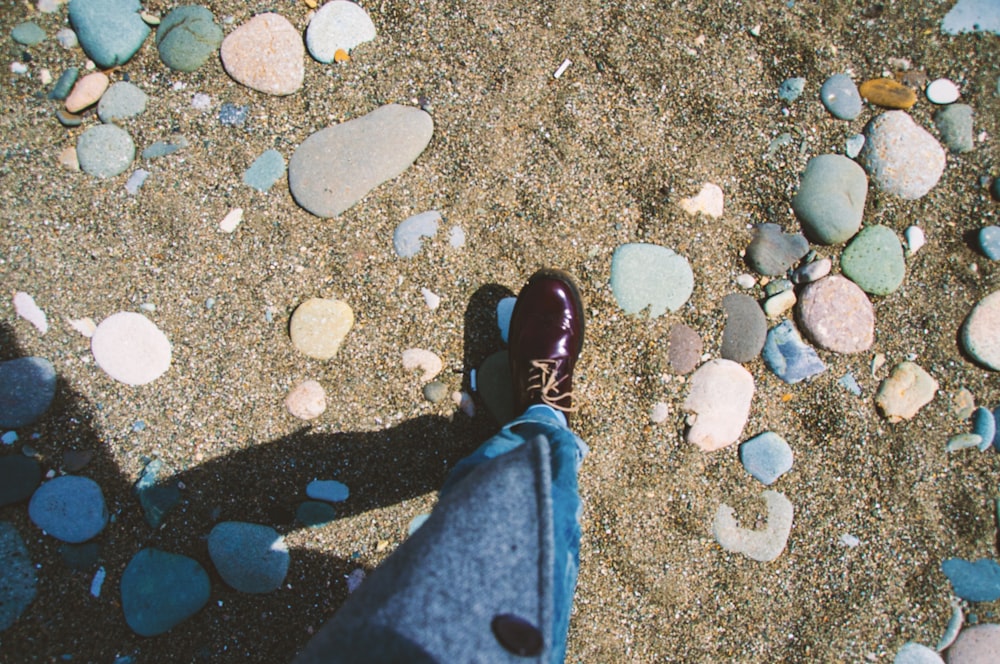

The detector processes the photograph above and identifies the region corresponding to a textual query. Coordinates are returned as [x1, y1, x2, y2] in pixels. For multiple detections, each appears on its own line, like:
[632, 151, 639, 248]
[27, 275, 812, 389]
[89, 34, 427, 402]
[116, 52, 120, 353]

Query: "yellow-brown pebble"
[859, 77, 916, 109]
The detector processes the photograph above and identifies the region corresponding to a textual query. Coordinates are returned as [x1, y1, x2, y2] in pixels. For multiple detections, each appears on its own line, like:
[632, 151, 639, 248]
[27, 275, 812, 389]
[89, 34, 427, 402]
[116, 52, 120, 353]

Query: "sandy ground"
[1, 0, 999, 661]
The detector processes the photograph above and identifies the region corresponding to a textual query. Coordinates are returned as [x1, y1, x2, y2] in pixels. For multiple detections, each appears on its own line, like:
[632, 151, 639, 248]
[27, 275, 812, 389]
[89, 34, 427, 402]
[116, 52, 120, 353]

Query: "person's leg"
[439, 403, 587, 663]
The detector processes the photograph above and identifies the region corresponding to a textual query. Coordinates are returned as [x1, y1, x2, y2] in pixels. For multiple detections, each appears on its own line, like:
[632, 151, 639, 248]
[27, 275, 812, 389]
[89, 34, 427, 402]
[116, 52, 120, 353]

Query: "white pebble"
[13, 292, 48, 334]
[420, 287, 441, 310]
[650, 402, 670, 424]
[401, 348, 443, 382]
[679, 182, 724, 218]
[904, 225, 925, 256]
[39, 69, 52, 85]
[735, 273, 756, 289]
[839, 533, 861, 548]
[10, 62, 28, 75]
[38, 0, 62, 13]
[56, 28, 77, 49]
[67, 317, 97, 337]
[452, 391, 475, 417]
[219, 208, 243, 233]
[191, 92, 212, 110]
[91, 312, 172, 385]
[926, 78, 960, 104]
[285, 380, 327, 420]
[448, 226, 466, 248]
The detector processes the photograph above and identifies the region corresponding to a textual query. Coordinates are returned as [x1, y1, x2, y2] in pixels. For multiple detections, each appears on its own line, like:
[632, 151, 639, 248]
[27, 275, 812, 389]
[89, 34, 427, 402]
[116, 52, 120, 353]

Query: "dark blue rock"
[0, 357, 57, 428]
[243, 149, 285, 192]
[820, 73, 862, 120]
[978, 226, 1000, 260]
[745, 224, 809, 276]
[68, 0, 151, 68]
[941, 558, 1000, 602]
[134, 459, 180, 528]
[934, 103, 974, 153]
[992, 177, 1000, 201]
[778, 77, 805, 103]
[120, 548, 210, 636]
[0, 456, 41, 507]
[28, 476, 108, 543]
[296, 501, 336, 527]
[208, 522, 289, 593]
[156, 5, 222, 72]
[739, 432, 793, 485]
[0, 522, 36, 632]
[762, 320, 826, 384]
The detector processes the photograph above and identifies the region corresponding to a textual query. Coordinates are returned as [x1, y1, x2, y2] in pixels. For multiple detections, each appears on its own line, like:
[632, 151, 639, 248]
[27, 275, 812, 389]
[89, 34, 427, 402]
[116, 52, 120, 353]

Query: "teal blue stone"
[296, 501, 336, 528]
[0, 523, 36, 632]
[69, 0, 151, 68]
[156, 6, 222, 72]
[791, 154, 867, 244]
[840, 225, 905, 295]
[978, 226, 1000, 260]
[48, 68, 79, 101]
[941, 558, 1000, 602]
[243, 149, 285, 192]
[610, 243, 693, 317]
[120, 548, 210, 636]
[141, 137, 188, 159]
[12, 21, 46, 46]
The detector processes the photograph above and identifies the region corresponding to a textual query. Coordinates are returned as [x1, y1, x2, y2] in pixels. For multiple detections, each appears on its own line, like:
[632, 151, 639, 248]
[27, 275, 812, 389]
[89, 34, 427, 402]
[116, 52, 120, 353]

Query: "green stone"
[840, 225, 905, 295]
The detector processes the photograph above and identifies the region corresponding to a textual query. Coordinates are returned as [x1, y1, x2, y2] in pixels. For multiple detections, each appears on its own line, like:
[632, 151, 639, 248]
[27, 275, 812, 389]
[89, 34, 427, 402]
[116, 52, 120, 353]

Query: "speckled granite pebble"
[28, 476, 108, 543]
[285, 380, 326, 420]
[221, 13, 304, 96]
[979, 226, 1000, 260]
[946, 624, 1000, 663]
[156, 5, 222, 72]
[961, 290, 1000, 370]
[861, 111, 946, 200]
[796, 276, 875, 354]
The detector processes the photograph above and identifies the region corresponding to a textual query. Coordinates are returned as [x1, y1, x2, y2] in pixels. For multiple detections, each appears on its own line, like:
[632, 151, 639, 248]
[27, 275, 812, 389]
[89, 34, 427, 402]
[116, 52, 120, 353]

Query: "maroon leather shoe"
[508, 268, 585, 419]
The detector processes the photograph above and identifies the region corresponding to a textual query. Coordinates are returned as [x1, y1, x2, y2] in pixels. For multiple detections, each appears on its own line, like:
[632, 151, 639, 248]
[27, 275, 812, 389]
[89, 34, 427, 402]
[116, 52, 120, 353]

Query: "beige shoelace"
[526, 358, 577, 412]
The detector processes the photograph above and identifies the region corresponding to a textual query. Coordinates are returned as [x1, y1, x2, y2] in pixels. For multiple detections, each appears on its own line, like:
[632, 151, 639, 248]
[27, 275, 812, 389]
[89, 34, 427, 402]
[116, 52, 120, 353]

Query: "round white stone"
[926, 78, 960, 104]
[289, 298, 354, 360]
[285, 380, 327, 420]
[91, 312, 171, 385]
[306, 0, 377, 64]
[682, 359, 754, 451]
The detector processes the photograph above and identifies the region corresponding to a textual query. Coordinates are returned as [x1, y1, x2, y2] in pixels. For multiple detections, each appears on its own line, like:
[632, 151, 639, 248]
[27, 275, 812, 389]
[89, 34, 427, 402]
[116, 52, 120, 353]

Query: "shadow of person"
[0, 282, 515, 663]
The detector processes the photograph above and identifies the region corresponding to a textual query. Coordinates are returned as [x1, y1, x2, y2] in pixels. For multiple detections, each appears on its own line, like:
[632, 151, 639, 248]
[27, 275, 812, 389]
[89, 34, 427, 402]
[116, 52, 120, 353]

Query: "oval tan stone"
[220, 13, 304, 96]
[65, 72, 109, 113]
[289, 298, 354, 360]
[795, 275, 874, 354]
[961, 290, 1000, 370]
[859, 78, 916, 109]
[875, 361, 938, 423]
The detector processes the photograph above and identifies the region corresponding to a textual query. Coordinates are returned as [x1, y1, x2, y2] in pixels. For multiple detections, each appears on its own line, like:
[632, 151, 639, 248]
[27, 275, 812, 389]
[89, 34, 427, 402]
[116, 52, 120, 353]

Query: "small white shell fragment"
[13, 292, 48, 334]
[712, 490, 793, 562]
[420, 287, 440, 310]
[735, 273, 756, 289]
[452, 390, 475, 417]
[871, 352, 886, 377]
[140, 10, 161, 25]
[926, 78, 960, 104]
[553, 58, 572, 79]
[838, 533, 861, 548]
[905, 225, 926, 256]
[679, 182, 724, 218]
[401, 348, 443, 382]
[650, 402, 670, 424]
[219, 208, 243, 233]
[67, 317, 97, 337]
[40, 69, 52, 85]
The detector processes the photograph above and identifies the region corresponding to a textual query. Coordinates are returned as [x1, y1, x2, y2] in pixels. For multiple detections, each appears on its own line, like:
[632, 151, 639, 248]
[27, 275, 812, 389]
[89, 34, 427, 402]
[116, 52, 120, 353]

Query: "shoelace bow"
[526, 358, 577, 412]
